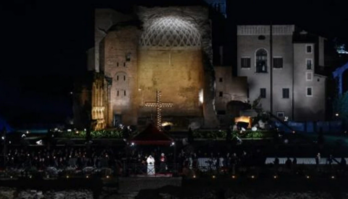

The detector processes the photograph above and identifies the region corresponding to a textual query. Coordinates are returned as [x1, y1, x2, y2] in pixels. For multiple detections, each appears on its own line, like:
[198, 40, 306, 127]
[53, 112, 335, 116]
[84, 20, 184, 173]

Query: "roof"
[129, 123, 174, 145]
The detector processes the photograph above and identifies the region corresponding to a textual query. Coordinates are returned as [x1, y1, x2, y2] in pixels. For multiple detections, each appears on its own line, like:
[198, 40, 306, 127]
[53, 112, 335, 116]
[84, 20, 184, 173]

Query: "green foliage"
[192, 130, 271, 139]
[61, 129, 126, 139]
[252, 95, 263, 115]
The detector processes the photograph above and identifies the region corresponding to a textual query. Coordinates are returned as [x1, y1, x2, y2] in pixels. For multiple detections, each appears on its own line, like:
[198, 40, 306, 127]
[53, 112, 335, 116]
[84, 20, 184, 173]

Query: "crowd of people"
[0, 140, 347, 178]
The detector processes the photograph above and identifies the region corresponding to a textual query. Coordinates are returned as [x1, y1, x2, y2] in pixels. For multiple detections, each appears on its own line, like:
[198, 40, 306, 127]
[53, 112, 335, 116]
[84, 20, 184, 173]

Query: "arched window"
[256, 49, 267, 73]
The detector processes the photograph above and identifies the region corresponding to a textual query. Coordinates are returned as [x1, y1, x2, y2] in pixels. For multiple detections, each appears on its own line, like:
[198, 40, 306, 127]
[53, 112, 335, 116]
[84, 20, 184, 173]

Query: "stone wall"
[137, 49, 205, 118]
[237, 32, 294, 120]
[103, 26, 140, 126]
[293, 43, 326, 121]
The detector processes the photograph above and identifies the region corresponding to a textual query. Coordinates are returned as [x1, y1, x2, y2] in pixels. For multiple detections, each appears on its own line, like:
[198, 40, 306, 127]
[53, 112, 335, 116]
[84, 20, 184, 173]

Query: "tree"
[82, 100, 92, 142]
[333, 91, 348, 129]
[251, 96, 263, 116]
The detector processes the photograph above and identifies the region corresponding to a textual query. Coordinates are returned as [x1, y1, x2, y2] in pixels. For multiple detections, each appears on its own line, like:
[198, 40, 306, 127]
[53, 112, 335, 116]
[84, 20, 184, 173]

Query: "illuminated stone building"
[237, 25, 327, 121]
[73, 1, 249, 130]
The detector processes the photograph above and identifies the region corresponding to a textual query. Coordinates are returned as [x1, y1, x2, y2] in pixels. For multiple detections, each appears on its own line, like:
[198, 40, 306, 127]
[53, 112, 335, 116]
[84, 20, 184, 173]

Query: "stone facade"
[237, 25, 326, 121]
[215, 66, 248, 125]
[81, 5, 225, 128]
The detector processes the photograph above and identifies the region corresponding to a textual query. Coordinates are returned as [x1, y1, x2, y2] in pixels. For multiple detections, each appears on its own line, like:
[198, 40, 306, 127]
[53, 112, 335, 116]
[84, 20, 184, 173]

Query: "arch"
[255, 48, 268, 73]
[140, 16, 201, 48]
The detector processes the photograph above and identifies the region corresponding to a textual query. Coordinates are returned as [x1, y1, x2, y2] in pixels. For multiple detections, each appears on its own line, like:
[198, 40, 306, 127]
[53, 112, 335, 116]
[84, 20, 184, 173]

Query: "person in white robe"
[146, 155, 155, 175]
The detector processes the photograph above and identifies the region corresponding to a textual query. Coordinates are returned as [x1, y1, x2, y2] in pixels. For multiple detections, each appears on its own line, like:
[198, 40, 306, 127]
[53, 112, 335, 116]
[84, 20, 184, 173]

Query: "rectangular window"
[117, 62, 119, 67]
[123, 62, 126, 67]
[306, 72, 313, 81]
[306, 44, 313, 53]
[124, 90, 126, 96]
[277, 112, 284, 118]
[241, 58, 251, 68]
[282, 88, 289, 99]
[260, 88, 266, 98]
[306, 59, 312, 70]
[117, 90, 119, 96]
[306, 87, 313, 96]
[219, 92, 223, 97]
[219, 78, 223, 82]
[126, 53, 131, 62]
[117, 76, 119, 81]
[273, 57, 283, 68]
[124, 76, 126, 81]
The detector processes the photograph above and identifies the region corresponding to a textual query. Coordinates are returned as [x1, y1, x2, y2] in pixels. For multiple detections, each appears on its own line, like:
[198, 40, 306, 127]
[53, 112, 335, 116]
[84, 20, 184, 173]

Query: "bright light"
[273, 175, 278, 179]
[232, 175, 236, 179]
[335, 113, 339, 117]
[130, 142, 135, 146]
[66, 175, 70, 179]
[212, 175, 216, 179]
[306, 175, 310, 179]
[162, 122, 173, 127]
[75, 131, 79, 134]
[171, 142, 175, 146]
[1, 136, 5, 140]
[292, 131, 296, 134]
[67, 129, 72, 132]
[36, 140, 43, 145]
[193, 175, 196, 178]
[26, 131, 29, 134]
[21, 134, 26, 138]
[331, 176, 335, 179]
[235, 116, 252, 128]
[251, 175, 255, 179]
[199, 89, 204, 104]
[86, 175, 89, 178]
[106, 175, 110, 179]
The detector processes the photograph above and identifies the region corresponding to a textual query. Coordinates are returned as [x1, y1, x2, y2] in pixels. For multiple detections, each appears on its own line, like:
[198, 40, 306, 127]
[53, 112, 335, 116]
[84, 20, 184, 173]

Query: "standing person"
[146, 155, 155, 175]
[159, 153, 167, 173]
[327, 154, 333, 166]
[316, 153, 321, 171]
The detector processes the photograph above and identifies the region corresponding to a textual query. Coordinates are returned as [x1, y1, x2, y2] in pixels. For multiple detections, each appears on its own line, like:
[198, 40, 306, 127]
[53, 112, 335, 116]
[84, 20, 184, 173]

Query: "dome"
[140, 16, 201, 48]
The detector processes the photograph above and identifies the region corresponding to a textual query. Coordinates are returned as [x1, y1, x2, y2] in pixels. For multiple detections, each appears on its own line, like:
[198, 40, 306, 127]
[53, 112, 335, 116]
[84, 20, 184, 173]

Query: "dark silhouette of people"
[285, 157, 292, 169]
[292, 157, 297, 165]
[340, 157, 347, 170]
[327, 154, 333, 166]
[274, 157, 279, 167]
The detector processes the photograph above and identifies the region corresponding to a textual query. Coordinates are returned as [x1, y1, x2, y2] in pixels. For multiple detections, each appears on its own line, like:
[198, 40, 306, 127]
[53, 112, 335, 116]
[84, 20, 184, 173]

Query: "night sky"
[1, 0, 348, 126]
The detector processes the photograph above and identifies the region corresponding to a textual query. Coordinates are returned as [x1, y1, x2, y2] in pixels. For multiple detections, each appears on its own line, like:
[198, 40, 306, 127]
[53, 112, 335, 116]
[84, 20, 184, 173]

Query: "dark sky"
[1, 0, 348, 125]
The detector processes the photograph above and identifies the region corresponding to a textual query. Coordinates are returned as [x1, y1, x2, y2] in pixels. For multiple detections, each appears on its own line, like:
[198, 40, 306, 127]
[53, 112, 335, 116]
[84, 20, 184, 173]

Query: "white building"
[237, 25, 326, 121]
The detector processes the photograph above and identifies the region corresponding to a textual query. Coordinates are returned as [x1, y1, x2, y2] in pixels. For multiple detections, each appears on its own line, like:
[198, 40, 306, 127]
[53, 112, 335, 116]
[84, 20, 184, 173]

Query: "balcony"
[256, 64, 268, 73]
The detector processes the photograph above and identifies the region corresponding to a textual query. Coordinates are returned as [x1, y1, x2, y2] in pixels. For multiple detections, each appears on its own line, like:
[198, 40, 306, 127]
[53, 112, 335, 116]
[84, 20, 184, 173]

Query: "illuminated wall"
[137, 15, 204, 118]
[237, 25, 326, 121]
[89, 6, 220, 128]
[102, 26, 140, 126]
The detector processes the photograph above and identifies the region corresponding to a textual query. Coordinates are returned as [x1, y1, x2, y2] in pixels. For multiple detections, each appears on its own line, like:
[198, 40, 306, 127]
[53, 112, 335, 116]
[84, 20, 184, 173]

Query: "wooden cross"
[144, 90, 173, 128]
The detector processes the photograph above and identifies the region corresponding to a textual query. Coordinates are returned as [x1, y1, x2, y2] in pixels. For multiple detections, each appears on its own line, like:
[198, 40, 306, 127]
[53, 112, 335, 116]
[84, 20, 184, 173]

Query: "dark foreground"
[2, 175, 348, 199]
